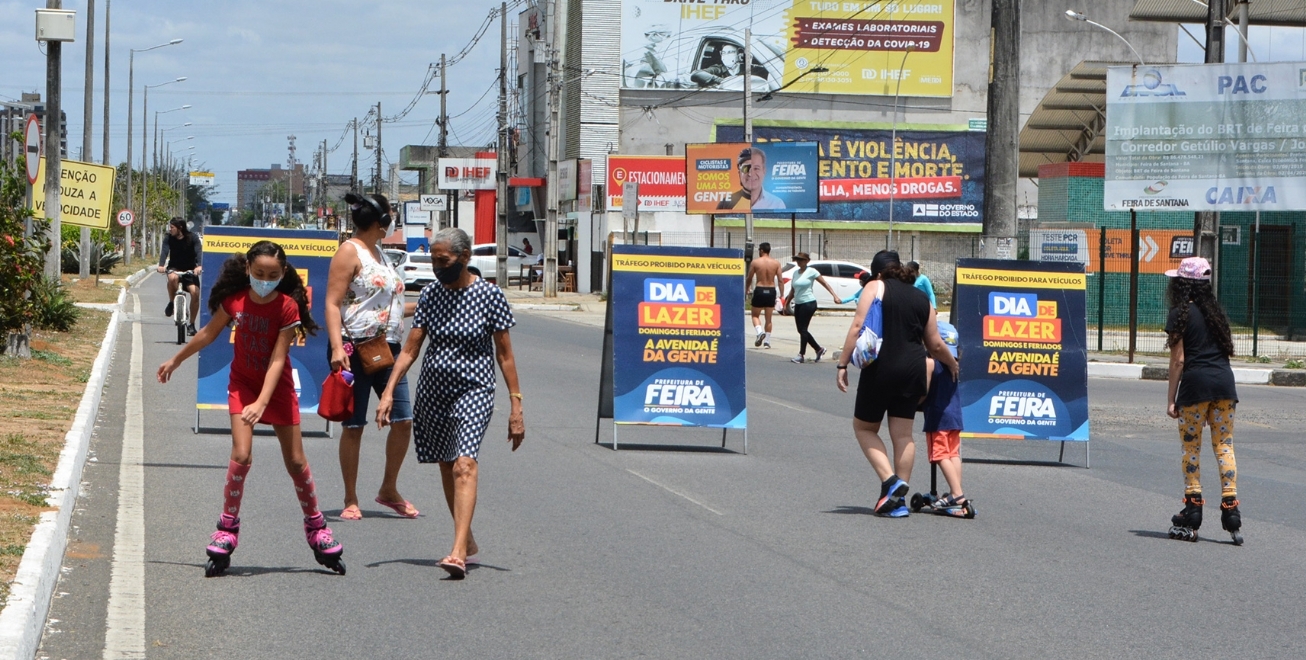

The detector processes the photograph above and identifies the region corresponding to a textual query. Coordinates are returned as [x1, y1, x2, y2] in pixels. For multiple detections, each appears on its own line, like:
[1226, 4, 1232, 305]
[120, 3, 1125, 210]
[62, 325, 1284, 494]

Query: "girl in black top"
[836, 251, 958, 517]
[1164, 257, 1242, 544]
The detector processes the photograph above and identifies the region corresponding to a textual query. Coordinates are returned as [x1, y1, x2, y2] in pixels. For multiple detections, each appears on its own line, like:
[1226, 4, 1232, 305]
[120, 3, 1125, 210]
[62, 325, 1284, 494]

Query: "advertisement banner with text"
[196, 226, 337, 419]
[716, 121, 985, 223]
[607, 155, 686, 211]
[437, 158, 497, 190]
[620, 0, 955, 97]
[1106, 62, 1306, 212]
[611, 245, 746, 428]
[686, 143, 750, 214]
[953, 259, 1090, 442]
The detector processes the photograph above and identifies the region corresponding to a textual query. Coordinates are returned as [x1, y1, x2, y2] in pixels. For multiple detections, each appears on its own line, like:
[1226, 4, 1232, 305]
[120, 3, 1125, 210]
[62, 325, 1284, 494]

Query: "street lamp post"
[125, 39, 182, 264]
[887, 46, 914, 251]
[1063, 11, 1146, 65]
[167, 137, 194, 221]
[142, 98, 188, 256]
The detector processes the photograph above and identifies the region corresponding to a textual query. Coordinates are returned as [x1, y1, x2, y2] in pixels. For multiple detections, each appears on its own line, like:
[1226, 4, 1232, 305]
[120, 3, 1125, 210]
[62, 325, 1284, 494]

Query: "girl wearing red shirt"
[159, 240, 345, 576]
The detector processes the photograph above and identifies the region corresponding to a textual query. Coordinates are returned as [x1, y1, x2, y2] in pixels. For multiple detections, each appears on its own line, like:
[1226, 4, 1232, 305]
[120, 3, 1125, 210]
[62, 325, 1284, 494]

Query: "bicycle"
[169, 269, 197, 345]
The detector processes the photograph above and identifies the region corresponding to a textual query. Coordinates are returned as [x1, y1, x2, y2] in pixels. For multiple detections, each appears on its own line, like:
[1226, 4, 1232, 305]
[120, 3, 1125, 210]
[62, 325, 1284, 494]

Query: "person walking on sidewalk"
[835, 250, 957, 517]
[1164, 257, 1243, 544]
[325, 192, 419, 521]
[377, 227, 526, 579]
[783, 252, 843, 363]
[746, 242, 782, 349]
[157, 240, 345, 576]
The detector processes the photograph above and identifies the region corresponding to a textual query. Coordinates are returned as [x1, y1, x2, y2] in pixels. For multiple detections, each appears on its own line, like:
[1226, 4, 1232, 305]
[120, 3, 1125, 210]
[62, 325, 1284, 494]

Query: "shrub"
[0, 132, 52, 338]
[28, 278, 79, 332]
[61, 244, 122, 274]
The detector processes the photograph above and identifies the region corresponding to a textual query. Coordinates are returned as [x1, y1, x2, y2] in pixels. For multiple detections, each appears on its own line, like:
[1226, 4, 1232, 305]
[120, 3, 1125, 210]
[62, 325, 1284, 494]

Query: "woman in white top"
[325, 193, 418, 520]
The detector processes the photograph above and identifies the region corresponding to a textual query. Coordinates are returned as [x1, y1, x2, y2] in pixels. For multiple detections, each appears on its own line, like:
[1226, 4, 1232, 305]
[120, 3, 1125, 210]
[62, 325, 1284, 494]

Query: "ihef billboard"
[620, 0, 955, 97]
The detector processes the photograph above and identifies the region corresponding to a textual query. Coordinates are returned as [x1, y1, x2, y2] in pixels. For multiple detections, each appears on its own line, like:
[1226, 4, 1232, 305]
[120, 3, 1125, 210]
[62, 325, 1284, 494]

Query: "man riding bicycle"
[158, 218, 203, 335]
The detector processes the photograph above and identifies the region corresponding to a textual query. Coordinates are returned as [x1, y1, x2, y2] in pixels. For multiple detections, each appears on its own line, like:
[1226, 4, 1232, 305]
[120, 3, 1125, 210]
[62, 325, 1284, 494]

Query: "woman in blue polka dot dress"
[377, 227, 526, 579]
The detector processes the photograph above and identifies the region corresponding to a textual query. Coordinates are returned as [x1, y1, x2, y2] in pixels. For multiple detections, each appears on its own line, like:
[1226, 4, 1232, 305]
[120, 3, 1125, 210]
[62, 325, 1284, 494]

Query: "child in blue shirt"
[921, 321, 972, 517]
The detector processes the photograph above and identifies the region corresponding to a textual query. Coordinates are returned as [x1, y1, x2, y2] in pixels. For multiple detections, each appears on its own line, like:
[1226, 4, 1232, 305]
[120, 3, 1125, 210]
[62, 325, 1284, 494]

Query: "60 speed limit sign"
[116, 209, 134, 227]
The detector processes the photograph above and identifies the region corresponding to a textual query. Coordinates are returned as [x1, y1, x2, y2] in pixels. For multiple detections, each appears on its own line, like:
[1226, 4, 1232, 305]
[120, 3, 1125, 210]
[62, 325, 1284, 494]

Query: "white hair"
[432, 227, 471, 255]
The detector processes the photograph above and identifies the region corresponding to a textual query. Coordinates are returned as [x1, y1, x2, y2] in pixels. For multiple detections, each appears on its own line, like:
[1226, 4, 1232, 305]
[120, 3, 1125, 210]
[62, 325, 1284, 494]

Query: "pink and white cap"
[1165, 256, 1212, 280]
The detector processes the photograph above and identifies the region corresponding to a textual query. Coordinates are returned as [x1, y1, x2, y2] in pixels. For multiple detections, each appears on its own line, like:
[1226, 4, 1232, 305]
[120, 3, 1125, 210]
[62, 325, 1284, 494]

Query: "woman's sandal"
[374, 496, 419, 518]
[339, 505, 363, 521]
[437, 555, 467, 579]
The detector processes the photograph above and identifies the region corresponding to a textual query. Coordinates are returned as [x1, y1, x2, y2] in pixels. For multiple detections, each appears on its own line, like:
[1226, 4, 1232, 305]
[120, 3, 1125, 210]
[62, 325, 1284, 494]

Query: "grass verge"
[0, 310, 110, 605]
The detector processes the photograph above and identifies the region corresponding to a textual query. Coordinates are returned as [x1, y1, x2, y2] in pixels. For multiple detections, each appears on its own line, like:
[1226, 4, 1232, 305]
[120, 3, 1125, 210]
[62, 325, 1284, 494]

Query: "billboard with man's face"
[621, 0, 955, 97]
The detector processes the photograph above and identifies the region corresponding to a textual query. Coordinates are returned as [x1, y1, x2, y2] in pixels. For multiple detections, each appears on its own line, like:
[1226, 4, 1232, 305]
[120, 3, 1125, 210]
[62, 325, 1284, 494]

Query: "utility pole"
[374, 102, 382, 195]
[1194, 0, 1226, 270]
[321, 138, 328, 222]
[496, 3, 509, 287]
[544, 0, 568, 297]
[438, 54, 449, 158]
[981, 0, 1019, 260]
[80, 0, 95, 279]
[43, 0, 64, 282]
[101, 0, 109, 167]
[288, 134, 296, 218]
[743, 27, 754, 270]
[351, 118, 359, 192]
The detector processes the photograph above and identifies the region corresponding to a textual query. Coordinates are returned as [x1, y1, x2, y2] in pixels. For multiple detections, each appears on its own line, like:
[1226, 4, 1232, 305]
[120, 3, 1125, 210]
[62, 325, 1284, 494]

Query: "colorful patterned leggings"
[1178, 399, 1238, 497]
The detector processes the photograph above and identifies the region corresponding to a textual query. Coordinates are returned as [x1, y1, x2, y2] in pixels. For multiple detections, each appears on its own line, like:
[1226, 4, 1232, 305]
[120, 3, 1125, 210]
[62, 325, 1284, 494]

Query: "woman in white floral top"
[324, 193, 419, 521]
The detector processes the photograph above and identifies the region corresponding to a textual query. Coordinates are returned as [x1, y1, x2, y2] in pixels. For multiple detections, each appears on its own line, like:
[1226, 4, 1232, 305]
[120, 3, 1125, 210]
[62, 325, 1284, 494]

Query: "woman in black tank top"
[835, 251, 959, 517]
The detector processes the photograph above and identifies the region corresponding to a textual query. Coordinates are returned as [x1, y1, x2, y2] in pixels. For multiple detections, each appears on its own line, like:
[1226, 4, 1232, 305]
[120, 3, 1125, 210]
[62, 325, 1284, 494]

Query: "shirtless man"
[746, 242, 783, 349]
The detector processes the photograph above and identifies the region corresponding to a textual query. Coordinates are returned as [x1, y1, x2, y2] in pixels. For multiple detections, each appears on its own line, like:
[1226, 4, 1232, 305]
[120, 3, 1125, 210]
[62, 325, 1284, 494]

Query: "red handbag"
[318, 370, 355, 422]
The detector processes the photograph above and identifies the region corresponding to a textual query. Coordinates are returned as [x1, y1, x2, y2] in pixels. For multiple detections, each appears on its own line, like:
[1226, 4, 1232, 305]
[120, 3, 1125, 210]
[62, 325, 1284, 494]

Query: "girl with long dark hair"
[158, 240, 347, 575]
[1164, 257, 1243, 544]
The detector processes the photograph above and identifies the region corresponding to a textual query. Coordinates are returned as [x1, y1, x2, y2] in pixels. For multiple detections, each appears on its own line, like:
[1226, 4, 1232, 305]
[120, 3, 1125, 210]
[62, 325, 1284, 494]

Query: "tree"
[1, 132, 53, 356]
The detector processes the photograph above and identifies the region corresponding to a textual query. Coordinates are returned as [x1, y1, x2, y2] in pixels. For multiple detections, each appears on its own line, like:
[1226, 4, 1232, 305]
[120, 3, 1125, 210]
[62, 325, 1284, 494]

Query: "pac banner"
[716, 121, 985, 223]
[611, 245, 746, 429]
[1106, 62, 1306, 212]
[620, 0, 955, 97]
[607, 155, 686, 211]
[33, 157, 117, 229]
[197, 226, 337, 422]
[953, 259, 1090, 442]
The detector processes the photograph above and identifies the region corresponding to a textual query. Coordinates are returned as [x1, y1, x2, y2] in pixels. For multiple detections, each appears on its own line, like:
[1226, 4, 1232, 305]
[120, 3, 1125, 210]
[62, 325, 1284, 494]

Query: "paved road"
[38, 276, 1306, 659]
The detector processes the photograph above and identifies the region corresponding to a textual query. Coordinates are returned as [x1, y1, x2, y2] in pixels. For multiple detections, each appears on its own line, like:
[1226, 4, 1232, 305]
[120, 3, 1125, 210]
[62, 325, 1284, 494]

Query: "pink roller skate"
[204, 514, 240, 577]
[304, 513, 345, 575]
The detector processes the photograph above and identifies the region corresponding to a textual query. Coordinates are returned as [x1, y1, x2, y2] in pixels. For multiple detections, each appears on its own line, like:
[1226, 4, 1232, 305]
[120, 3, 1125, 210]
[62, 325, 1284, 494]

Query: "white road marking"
[103, 294, 145, 659]
[751, 393, 816, 414]
[626, 470, 723, 516]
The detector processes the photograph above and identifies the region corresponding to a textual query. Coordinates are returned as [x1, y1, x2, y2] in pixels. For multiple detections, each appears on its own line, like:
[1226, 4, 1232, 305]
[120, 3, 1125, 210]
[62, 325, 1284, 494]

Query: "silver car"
[385, 249, 436, 290]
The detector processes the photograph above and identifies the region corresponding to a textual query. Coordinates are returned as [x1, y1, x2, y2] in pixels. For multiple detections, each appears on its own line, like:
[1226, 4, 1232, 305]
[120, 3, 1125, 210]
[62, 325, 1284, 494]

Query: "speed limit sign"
[116, 209, 134, 227]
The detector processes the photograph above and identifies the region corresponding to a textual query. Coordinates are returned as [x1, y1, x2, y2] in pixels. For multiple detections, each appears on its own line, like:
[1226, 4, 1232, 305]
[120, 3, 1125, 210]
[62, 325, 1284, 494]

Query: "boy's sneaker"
[762, 339, 771, 349]
[755, 330, 765, 347]
[164, 301, 174, 317]
[791, 355, 805, 364]
[186, 323, 197, 336]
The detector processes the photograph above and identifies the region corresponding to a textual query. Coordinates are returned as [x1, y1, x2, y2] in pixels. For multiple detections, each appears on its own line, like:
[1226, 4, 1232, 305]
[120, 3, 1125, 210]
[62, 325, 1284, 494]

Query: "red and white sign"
[116, 209, 134, 227]
[606, 155, 686, 211]
[437, 158, 497, 190]
[818, 176, 963, 202]
[23, 114, 41, 185]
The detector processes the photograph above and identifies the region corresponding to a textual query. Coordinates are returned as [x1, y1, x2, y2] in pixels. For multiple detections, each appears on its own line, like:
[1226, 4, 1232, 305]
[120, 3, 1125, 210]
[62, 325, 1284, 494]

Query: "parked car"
[469, 244, 531, 284]
[779, 259, 870, 311]
[386, 249, 435, 290]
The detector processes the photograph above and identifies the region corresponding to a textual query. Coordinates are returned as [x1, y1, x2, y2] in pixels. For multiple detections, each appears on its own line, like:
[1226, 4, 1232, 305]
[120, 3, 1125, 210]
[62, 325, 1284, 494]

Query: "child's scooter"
[909, 463, 976, 518]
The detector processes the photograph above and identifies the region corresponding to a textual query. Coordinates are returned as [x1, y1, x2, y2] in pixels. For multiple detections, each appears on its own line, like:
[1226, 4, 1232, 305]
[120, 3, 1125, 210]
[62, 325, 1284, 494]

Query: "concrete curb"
[124, 268, 149, 288]
[1090, 361, 1302, 386]
[0, 288, 125, 658]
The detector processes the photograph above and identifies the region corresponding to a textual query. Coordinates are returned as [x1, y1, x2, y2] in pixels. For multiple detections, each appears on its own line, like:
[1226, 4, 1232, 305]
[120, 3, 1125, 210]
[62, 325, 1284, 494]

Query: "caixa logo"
[1206, 186, 1277, 205]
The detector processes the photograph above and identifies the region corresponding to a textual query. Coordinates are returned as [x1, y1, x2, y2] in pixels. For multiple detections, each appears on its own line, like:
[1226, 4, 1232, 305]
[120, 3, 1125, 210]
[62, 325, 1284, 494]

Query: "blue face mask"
[249, 275, 281, 298]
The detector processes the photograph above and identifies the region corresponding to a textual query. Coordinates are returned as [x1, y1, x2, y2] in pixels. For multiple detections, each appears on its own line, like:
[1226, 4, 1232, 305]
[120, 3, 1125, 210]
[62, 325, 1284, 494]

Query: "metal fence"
[636, 225, 1305, 359]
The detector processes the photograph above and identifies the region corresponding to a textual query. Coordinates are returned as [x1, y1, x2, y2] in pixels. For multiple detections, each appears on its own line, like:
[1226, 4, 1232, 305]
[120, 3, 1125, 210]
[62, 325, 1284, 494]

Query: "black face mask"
[435, 260, 465, 285]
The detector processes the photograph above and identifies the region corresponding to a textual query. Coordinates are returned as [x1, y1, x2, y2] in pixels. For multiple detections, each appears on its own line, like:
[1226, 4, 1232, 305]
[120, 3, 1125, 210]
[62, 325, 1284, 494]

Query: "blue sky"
[3, 1, 1301, 206]
[1, 0, 515, 205]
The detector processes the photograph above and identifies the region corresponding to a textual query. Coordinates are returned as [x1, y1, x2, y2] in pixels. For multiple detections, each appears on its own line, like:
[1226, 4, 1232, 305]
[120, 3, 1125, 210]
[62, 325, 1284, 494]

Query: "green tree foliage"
[0, 132, 54, 337]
